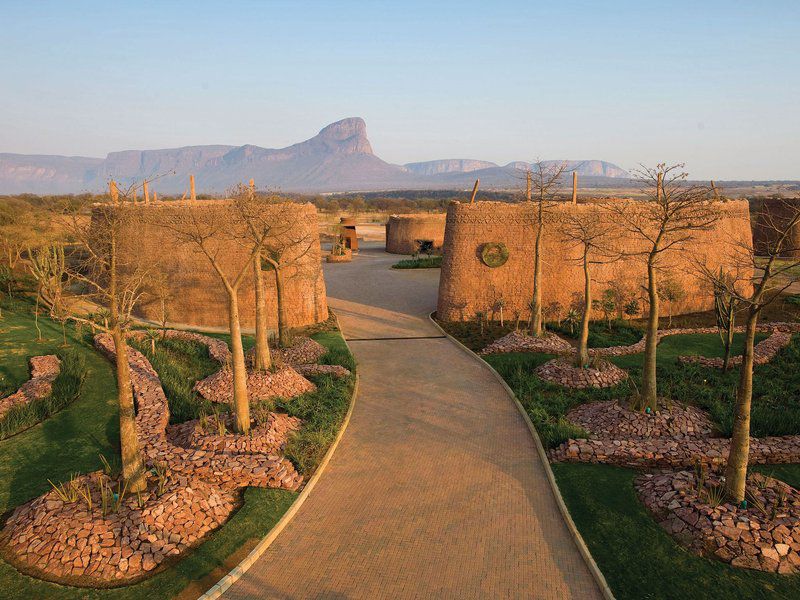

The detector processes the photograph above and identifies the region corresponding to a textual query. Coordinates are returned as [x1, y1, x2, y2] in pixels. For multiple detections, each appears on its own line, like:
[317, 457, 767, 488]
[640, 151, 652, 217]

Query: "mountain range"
[0, 117, 632, 194]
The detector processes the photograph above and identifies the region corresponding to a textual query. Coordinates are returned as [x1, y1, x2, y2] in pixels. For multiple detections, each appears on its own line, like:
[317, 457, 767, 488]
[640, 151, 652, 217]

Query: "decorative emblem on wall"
[480, 242, 509, 268]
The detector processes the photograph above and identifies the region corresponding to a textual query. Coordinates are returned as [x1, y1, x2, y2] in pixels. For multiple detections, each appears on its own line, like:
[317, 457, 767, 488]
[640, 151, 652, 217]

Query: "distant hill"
[0, 117, 632, 194]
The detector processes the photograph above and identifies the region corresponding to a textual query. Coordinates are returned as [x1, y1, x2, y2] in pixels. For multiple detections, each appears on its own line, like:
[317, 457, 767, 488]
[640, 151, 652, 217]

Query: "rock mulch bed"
[0, 355, 61, 419]
[0, 472, 237, 584]
[168, 411, 300, 455]
[637, 470, 800, 573]
[0, 333, 312, 585]
[194, 366, 316, 403]
[550, 434, 800, 470]
[566, 400, 715, 439]
[679, 329, 793, 369]
[274, 336, 328, 365]
[131, 329, 231, 364]
[480, 330, 573, 355]
[534, 358, 628, 389]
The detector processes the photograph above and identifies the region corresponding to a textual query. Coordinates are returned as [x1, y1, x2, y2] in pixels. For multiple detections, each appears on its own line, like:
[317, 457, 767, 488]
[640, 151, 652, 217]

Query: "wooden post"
[153, 191, 158, 203]
[526, 170, 531, 201]
[249, 178, 255, 194]
[572, 171, 578, 204]
[469, 179, 480, 204]
[711, 180, 721, 200]
[190, 174, 196, 201]
[132, 187, 137, 203]
[109, 180, 119, 203]
[143, 180, 149, 204]
[657, 172, 663, 201]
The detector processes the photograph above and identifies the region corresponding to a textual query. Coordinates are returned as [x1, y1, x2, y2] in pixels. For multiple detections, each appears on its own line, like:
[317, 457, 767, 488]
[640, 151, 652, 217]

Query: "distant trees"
[608, 164, 719, 412]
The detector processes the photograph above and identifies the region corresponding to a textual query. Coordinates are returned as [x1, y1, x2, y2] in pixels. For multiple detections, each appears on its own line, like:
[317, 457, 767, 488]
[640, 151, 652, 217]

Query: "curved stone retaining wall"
[96, 201, 328, 330]
[385, 213, 446, 255]
[437, 200, 753, 322]
[0, 355, 61, 419]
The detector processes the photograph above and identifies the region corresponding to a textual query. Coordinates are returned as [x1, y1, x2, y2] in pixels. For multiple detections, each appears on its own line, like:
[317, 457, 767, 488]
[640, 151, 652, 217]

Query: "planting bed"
[534, 357, 627, 389]
[0, 355, 60, 419]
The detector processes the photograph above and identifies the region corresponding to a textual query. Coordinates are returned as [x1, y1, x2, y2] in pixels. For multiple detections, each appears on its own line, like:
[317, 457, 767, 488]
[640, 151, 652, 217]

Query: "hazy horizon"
[2, 1, 799, 180]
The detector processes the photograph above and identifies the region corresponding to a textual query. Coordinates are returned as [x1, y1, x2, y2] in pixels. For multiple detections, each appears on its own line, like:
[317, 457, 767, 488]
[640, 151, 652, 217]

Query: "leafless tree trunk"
[251, 257, 272, 371]
[578, 248, 591, 366]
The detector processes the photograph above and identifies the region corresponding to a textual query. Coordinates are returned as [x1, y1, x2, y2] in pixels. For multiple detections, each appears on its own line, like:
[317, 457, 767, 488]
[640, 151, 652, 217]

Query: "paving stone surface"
[224, 243, 602, 600]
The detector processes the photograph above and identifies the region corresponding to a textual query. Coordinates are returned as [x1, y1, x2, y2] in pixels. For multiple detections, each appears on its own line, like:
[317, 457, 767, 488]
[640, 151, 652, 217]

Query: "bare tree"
[609, 164, 718, 412]
[159, 200, 271, 435]
[698, 199, 800, 503]
[63, 196, 151, 492]
[526, 160, 569, 337]
[559, 208, 617, 366]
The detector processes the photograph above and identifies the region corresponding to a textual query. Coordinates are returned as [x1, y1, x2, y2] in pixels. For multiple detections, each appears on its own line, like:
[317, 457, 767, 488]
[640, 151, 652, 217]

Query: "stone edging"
[428, 313, 615, 600]
[198, 314, 360, 600]
[0, 355, 61, 420]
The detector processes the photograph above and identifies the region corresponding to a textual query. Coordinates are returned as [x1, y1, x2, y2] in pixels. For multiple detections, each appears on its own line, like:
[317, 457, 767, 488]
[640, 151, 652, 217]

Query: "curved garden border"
[428, 313, 615, 600]
[197, 313, 359, 600]
[0, 355, 61, 420]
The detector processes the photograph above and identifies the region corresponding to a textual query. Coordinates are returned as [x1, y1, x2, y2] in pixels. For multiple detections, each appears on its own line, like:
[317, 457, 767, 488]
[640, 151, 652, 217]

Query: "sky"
[1, 0, 798, 180]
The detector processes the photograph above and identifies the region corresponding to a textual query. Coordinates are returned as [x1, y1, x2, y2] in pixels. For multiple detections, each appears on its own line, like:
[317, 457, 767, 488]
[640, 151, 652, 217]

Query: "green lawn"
[0, 301, 356, 598]
[391, 255, 442, 269]
[553, 463, 800, 600]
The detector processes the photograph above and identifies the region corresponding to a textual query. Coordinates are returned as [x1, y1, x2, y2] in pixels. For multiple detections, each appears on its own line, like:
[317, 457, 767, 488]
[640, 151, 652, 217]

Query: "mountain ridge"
[0, 117, 631, 194]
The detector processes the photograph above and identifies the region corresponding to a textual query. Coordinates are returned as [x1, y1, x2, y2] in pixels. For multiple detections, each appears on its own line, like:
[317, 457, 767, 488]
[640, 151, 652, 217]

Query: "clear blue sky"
[1, 0, 798, 179]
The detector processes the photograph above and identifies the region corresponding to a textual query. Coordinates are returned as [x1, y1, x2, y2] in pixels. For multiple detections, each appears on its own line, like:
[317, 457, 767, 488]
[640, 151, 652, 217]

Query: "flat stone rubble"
[0, 354, 61, 419]
[534, 358, 628, 389]
[637, 470, 800, 574]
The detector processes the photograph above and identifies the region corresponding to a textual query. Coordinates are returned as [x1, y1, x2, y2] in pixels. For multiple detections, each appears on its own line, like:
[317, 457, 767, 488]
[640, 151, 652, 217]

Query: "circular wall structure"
[385, 213, 446, 255]
[437, 200, 753, 322]
[96, 201, 328, 330]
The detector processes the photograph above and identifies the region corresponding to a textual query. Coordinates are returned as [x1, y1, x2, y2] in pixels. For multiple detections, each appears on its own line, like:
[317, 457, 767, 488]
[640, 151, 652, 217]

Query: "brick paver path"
[223, 245, 602, 599]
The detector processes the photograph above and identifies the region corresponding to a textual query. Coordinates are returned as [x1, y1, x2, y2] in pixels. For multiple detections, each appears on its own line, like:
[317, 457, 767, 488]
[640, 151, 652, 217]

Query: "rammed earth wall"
[95, 201, 328, 330]
[436, 200, 753, 322]
[385, 213, 447, 255]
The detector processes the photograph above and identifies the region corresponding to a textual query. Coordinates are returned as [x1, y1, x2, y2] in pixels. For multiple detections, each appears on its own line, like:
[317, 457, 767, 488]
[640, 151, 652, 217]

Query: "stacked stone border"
[199, 313, 359, 600]
[534, 358, 628, 389]
[0, 355, 61, 420]
[427, 313, 614, 600]
[1, 330, 313, 586]
[637, 471, 800, 574]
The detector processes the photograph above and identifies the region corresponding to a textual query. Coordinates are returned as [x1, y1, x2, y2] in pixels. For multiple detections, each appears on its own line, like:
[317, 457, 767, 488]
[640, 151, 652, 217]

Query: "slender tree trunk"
[640, 253, 660, 411]
[577, 249, 591, 367]
[252, 258, 272, 371]
[724, 309, 759, 503]
[274, 266, 290, 348]
[34, 292, 42, 341]
[723, 311, 735, 373]
[113, 325, 146, 492]
[530, 205, 544, 337]
[227, 290, 251, 434]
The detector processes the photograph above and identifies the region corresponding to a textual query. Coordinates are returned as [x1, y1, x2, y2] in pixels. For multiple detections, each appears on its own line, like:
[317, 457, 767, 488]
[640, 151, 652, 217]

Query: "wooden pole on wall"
[657, 172, 663, 201]
[710, 180, 721, 200]
[572, 171, 578, 204]
[143, 180, 149, 204]
[469, 179, 480, 204]
[190, 175, 196, 201]
[109, 180, 119, 203]
[526, 170, 531, 201]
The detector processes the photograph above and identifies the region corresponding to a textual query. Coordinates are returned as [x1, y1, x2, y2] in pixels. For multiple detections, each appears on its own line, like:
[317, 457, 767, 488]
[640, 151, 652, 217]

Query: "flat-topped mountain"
[0, 117, 630, 194]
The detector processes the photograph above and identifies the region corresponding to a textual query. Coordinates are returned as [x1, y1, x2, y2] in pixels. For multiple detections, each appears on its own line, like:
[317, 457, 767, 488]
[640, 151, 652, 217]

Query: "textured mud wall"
[437, 200, 753, 322]
[750, 198, 800, 258]
[99, 201, 328, 330]
[385, 214, 447, 254]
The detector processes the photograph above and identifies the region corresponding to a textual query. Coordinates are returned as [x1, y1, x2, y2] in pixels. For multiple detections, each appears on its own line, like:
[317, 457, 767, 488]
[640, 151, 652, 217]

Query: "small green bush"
[391, 256, 443, 269]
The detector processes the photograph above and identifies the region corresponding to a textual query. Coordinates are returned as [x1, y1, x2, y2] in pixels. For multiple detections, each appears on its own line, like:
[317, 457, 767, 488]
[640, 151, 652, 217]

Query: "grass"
[391, 255, 443, 269]
[482, 328, 798, 447]
[0, 300, 357, 598]
[0, 348, 86, 440]
[552, 463, 800, 600]
[548, 319, 643, 348]
[129, 336, 218, 424]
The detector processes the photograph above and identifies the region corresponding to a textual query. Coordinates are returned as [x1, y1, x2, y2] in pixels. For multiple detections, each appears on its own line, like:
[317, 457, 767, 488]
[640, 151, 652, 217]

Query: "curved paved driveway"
[224, 245, 601, 599]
